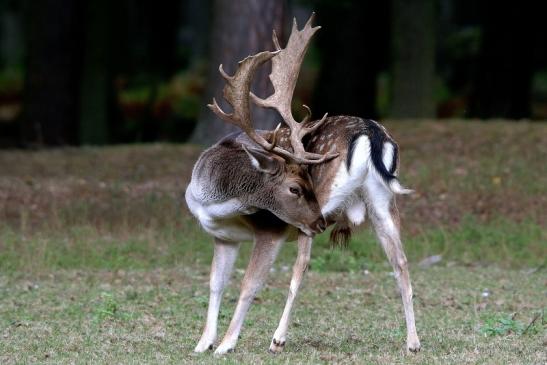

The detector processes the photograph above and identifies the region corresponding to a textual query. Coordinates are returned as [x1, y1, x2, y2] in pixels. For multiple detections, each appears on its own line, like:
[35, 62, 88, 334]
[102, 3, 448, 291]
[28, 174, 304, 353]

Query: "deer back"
[264, 115, 405, 220]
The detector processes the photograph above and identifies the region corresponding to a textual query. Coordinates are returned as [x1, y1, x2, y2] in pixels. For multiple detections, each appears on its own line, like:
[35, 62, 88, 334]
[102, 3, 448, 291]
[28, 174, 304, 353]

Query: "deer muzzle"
[311, 216, 327, 234]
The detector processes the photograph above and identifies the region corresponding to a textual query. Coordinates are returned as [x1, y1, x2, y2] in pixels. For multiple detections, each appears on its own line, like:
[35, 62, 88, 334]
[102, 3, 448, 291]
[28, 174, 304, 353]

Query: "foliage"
[479, 312, 543, 337]
[117, 67, 205, 120]
[0, 68, 22, 94]
[93, 292, 130, 322]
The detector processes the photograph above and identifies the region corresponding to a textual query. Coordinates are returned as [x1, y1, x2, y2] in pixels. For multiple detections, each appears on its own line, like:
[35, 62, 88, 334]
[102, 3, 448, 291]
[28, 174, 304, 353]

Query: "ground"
[1, 267, 545, 364]
[0, 120, 546, 364]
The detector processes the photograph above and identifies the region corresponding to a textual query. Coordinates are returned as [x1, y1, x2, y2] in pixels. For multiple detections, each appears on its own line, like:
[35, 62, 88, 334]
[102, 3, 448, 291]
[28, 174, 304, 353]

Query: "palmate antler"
[208, 13, 337, 165]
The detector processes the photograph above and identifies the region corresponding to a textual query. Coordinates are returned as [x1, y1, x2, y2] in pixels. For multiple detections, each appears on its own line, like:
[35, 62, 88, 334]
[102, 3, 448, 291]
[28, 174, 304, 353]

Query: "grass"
[0, 120, 546, 363]
[0, 216, 544, 273]
[1, 267, 545, 364]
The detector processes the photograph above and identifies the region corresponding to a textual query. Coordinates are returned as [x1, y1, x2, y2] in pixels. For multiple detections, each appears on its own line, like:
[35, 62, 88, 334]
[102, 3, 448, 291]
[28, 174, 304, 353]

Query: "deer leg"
[367, 187, 421, 353]
[269, 233, 312, 353]
[194, 238, 240, 353]
[215, 233, 284, 355]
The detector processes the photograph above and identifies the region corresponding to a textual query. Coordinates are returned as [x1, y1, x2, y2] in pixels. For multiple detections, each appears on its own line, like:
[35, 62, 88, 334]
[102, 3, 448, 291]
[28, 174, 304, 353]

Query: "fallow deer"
[185, 14, 420, 355]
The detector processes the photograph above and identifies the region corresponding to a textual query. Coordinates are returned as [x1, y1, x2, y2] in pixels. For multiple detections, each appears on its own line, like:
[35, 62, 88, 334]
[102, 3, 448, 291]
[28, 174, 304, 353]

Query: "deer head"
[207, 14, 335, 234]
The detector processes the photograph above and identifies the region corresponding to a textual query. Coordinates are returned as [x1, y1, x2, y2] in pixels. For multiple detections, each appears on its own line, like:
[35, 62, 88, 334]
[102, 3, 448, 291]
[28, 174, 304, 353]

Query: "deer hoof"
[194, 341, 214, 353]
[214, 344, 235, 355]
[269, 338, 286, 354]
[407, 338, 421, 353]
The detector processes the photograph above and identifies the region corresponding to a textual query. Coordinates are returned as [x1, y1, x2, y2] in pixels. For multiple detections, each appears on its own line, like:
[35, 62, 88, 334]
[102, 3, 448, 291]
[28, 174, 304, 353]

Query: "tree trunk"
[191, 0, 286, 145]
[21, 0, 84, 146]
[183, 0, 212, 66]
[390, 0, 436, 118]
[79, 0, 111, 145]
[0, 4, 24, 69]
[312, 1, 389, 119]
[469, 2, 541, 119]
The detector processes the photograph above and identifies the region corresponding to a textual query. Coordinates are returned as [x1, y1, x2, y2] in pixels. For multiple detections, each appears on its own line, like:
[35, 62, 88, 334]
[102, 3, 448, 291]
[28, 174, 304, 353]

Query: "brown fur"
[329, 223, 352, 248]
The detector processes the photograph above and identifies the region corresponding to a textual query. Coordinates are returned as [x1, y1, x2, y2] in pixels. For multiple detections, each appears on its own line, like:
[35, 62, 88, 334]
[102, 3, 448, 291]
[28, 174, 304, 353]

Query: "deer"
[185, 14, 421, 355]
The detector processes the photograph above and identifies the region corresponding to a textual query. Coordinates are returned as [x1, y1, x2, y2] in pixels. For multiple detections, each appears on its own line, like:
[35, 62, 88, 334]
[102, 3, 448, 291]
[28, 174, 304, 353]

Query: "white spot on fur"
[382, 142, 394, 173]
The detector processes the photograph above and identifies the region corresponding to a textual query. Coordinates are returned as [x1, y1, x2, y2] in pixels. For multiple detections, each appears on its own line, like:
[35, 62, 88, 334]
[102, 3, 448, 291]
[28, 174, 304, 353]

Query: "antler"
[208, 51, 280, 152]
[208, 13, 338, 165]
[251, 13, 337, 164]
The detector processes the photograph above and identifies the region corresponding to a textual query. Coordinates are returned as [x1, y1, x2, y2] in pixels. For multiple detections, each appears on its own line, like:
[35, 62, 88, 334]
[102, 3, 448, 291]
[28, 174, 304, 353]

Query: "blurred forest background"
[0, 0, 546, 147]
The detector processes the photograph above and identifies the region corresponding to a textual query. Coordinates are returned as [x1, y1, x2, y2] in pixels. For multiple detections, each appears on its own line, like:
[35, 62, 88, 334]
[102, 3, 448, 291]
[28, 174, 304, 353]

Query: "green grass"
[0, 267, 545, 364]
[0, 215, 544, 273]
[0, 121, 546, 363]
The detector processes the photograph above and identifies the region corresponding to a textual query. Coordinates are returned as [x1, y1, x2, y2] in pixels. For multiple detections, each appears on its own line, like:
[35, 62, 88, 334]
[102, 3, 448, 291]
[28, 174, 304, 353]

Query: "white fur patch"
[185, 185, 256, 242]
[247, 154, 261, 170]
[364, 175, 393, 233]
[348, 136, 371, 176]
[346, 201, 366, 226]
[382, 142, 394, 173]
[322, 136, 371, 217]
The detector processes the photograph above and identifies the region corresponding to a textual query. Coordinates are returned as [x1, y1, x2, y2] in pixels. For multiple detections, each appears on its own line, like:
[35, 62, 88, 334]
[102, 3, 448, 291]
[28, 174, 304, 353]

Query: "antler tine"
[266, 123, 282, 151]
[251, 13, 338, 164]
[301, 104, 312, 124]
[208, 50, 282, 151]
[304, 12, 319, 30]
[209, 13, 337, 165]
[272, 30, 282, 51]
[303, 110, 329, 135]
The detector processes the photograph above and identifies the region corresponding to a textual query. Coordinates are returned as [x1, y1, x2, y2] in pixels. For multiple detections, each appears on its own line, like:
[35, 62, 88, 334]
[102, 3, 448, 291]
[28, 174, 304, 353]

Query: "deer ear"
[242, 145, 280, 175]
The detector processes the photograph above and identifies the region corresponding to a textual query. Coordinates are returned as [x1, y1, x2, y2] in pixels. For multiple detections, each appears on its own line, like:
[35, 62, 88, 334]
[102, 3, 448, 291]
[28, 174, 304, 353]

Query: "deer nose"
[313, 216, 327, 233]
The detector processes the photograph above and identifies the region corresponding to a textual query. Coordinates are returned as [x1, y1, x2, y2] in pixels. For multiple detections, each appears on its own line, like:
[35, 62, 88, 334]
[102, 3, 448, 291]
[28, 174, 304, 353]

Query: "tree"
[21, 0, 84, 146]
[390, 0, 436, 118]
[469, 2, 542, 119]
[191, 0, 287, 145]
[80, 0, 182, 145]
[79, 0, 113, 145]
[312, 1, 389, 119]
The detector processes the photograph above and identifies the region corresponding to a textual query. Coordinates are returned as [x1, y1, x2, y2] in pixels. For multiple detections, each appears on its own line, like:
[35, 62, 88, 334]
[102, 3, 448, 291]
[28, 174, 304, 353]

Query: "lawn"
[0, 120, 546, 364]
[1, 266, 545, 364]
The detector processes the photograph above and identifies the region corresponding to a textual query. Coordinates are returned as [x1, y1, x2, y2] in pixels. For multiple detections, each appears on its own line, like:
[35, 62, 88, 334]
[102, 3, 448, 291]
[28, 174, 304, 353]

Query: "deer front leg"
[269, 232, 312, 353]
[215, 233, 284, 355]
[369, 195, 420, 353]
[194, 238, 240, 353]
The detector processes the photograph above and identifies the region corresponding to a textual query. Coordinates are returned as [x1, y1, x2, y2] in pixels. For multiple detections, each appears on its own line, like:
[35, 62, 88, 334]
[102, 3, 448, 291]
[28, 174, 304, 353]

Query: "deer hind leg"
[269, 233, 312, 353]
[194, 238, 240, 353]
[215, 233, 284, 355]
[365, 180, 421, 353]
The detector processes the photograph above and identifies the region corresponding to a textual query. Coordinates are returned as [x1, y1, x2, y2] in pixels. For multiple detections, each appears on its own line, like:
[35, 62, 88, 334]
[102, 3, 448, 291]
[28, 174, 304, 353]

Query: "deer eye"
[289, 187, 301, 196]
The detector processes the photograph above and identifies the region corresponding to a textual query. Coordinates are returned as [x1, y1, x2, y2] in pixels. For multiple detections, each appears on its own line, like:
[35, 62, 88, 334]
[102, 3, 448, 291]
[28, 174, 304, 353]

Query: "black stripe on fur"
[346, 121, 399, 183]
[389, 141, 398, 174]
[346, 134, 359, 172]
[369, 124, 397, 184]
